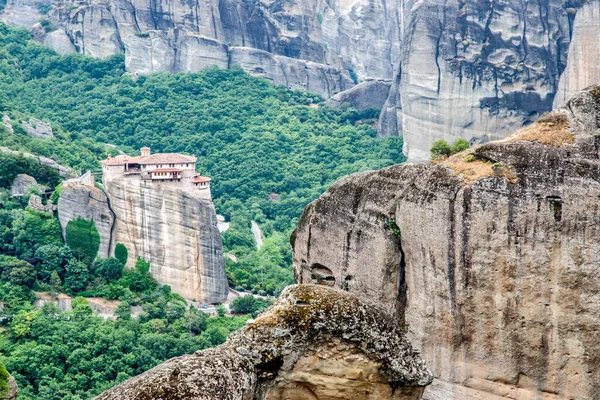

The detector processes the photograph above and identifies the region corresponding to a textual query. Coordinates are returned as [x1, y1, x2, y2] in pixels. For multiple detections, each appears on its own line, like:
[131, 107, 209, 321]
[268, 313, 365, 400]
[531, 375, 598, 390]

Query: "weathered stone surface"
[10, 174, 43, 197]
[3, 0, 591, 153]
[2, 115, 13, 133]
[95, 285, 432, 400]
[292, 86, 600, 399]
[58, 185, 115, 259]
[22, 117, 54, 139]
[103, 176, 228, 304]
[43, 29, 76, 55]
[325, 80, 392, 111]
[7, 375, 17, 400]
[554, 0, 600, 108]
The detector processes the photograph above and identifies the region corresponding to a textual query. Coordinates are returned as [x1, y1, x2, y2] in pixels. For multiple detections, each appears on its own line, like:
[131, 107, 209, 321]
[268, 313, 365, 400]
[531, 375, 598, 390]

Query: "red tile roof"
[193, 176, 212, 183]
[101, 153, 196, 166]
[138, 153, 196, 165]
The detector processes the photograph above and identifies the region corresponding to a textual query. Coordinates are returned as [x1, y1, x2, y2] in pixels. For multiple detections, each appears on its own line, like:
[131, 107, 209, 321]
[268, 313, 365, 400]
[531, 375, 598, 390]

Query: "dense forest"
[0, 22, 406, 398]
[0, 22, 405, 295]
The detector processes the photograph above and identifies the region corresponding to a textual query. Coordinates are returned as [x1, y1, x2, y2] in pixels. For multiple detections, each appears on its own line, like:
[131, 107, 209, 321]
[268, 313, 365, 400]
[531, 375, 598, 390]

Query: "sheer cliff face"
[103, 177, 228, 303]
[292, 86, 600, 399]
[95, 285, 433, 400]
[5, 0, 599, 161]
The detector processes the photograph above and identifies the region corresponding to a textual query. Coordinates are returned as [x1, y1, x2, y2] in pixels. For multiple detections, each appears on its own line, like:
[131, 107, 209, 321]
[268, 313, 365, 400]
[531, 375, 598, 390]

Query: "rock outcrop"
[4, 0, 597, 160]
[7, 375, 17, 400]
[103, 176, 228, 304]
[325, 80, 392, 111]
[292, 85, 600, 399]
[95, 284, 433, 400]
[554, 0, 600, 109]
[57, 184, 115, 259]
[10, 173, 44, 197]
[22, 117, 54, 139]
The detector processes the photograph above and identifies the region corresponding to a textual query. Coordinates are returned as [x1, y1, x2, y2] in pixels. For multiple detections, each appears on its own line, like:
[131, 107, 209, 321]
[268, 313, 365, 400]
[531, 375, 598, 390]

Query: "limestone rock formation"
[7, 375, 17, 400]
[94, 284, 433, 400]
[103, 176, 228, 303]
[4, 0, 594, 160]
[57, 184, 115, 259]
[2, 115, 13, 133]
[10, 174, 44, 197]
[325, 80, 392, 111]
[23, 117, 54, 139]
[292, 85, 600, 399]
[554, 0, 600, 108]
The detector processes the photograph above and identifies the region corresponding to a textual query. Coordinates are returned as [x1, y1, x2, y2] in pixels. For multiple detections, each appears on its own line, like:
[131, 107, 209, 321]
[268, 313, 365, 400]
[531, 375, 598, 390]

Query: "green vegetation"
[114, 243, 128, 265]
[230, 294, 273, 317]
[65, 217, 100, 265]
[0, 360, 9, 400]
[0, 152, 60, 189]
[0, 22, 405, 294]
[430, 138, 470, 159]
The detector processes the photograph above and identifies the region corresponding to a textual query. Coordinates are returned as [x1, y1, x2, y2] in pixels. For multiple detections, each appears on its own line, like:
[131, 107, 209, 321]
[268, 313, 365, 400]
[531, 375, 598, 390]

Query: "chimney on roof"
[141, 147, 151, 156]
[108, 154, 112, 159]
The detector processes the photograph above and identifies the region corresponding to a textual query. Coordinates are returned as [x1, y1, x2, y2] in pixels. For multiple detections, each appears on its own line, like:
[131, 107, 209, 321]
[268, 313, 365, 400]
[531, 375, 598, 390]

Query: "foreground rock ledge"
[95, 284, 432, 400]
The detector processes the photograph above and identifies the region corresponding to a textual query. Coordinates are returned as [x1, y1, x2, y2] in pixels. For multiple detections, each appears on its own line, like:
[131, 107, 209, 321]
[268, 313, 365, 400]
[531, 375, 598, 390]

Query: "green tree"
[430, 139, 452, 159]
[64, 259, 89, 293]
[115, 301, 131, 320]
[230, 295, 257, 314]
[451, 138, 470, 153]
[34, 245, 73, 282]
[216, 305, 227, 317]
[95, 257, 124, 283]
[6, 259, 36, 287]
[114, 243, 128, 265]
[65, 217, 100, 265]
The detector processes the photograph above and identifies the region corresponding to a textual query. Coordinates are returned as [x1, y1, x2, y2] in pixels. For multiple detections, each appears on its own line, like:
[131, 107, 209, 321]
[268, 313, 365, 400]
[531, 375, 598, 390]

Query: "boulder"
[22, 117, 53, 139]
[7, 375, 17, 400]
[325, 80, 392, 111]
[10, 173, 43, 197]
[95, 285, 432, 400]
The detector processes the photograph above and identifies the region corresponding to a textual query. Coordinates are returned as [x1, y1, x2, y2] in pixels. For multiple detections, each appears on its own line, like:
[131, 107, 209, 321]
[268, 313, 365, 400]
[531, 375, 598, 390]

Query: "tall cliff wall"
[103, 177, 228, 303]
[292, 86, 600, 399]
[5, 0, 600, 160]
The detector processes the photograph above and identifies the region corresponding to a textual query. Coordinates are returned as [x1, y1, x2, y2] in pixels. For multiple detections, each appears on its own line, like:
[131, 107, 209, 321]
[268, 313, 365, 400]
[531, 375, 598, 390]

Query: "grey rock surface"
[10, 173, 43, 197]
[103, 176, 228, 303]
[95, 284, 432, 400]
[325, 80, 392, 111]
[57, 185, 115, 260]
[554, 0, 600, 108]
[2, 115, 13, 133]
[292, 85, 600, 399]
[3, 0, 593, 156]
[7, 375, 17, 400]
[23, 117, 54, 139]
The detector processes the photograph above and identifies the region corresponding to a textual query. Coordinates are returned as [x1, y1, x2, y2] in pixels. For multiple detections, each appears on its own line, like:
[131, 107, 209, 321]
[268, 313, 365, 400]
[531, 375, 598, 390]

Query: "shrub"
[66, 217, 100, 265]
[463, 154, 476, 162]
[0, 361, 9, 400]
[114, 243, 128, 265]
[451, 138, 470, 153]
[216, 305, 227, 317]
[49, 182, 62, 203]
[430, 139, 452, 159]
[230, 295, 257, 314]
[431, 138, 471, 159]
